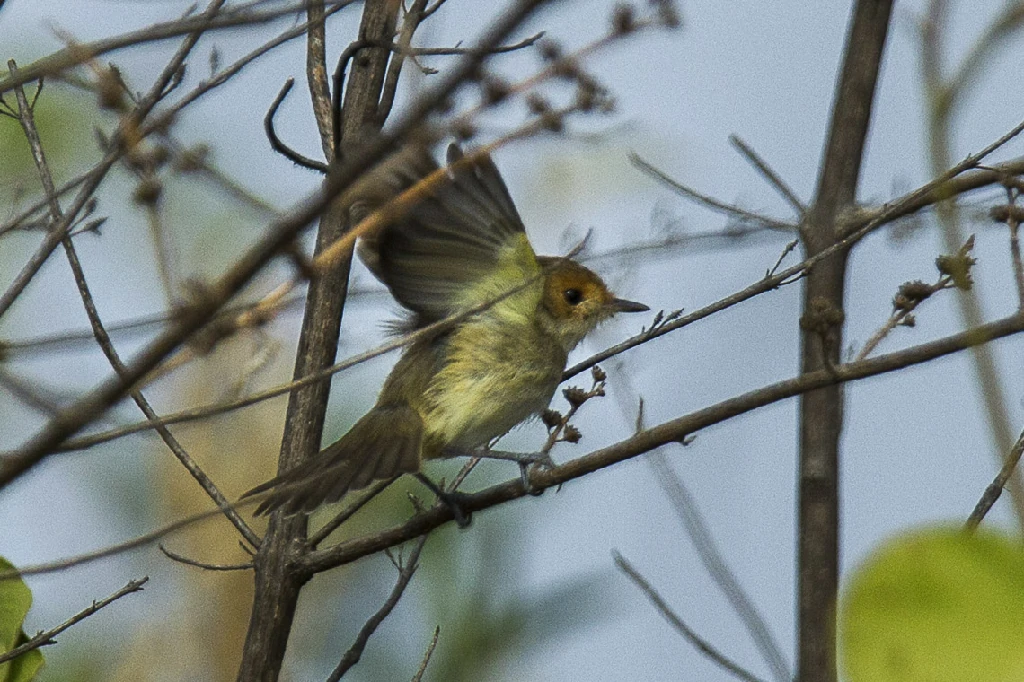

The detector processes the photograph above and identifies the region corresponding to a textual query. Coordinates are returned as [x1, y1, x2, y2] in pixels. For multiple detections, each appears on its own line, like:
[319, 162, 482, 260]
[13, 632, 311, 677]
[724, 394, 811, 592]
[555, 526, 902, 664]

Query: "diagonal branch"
[649, 454, 791, 682]
[631, 154, 797, 232]
[0, 577, 147, 665]
[306, 0, 335, 159]
[965, 428, 1024, 531]
[729, 134, 806, 216]
[0, 0, 558, 493]
[613, 552, 767, 682]
[327, 536, 427, 681]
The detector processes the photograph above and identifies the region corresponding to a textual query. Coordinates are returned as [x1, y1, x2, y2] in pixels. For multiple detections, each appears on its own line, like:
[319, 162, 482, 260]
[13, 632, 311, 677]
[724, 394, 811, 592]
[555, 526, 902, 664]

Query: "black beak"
[608, 298, 649, 313]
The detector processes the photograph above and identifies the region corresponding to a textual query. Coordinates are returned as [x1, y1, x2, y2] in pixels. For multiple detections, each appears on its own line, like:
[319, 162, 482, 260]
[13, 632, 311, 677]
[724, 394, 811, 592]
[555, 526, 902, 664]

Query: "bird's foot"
[415, 473, 472, 528]
[441, 447, 555, 497]
[518, 452, 556, 497]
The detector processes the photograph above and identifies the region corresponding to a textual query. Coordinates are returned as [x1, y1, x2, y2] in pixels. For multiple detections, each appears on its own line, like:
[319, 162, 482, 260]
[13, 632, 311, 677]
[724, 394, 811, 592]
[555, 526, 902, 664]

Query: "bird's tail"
[243, 404, 424, 516]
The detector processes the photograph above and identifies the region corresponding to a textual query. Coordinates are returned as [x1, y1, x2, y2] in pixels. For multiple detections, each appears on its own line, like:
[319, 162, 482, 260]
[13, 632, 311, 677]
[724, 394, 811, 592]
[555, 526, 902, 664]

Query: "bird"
[244, 144, 648, 520]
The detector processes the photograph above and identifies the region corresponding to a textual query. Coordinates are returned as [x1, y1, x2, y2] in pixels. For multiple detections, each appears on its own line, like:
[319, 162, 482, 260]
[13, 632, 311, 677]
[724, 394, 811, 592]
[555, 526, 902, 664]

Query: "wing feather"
[353, 144, 540, 326]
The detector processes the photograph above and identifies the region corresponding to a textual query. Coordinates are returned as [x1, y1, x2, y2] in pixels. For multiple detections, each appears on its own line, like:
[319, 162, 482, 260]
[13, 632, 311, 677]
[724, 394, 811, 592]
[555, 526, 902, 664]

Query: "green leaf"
[839, 526, 1024, 682]
[0, 556, 43, 682]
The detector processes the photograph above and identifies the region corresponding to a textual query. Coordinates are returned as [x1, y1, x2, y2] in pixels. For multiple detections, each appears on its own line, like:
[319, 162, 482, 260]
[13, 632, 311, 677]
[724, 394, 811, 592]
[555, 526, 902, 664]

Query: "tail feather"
[243, 405, 424, 516]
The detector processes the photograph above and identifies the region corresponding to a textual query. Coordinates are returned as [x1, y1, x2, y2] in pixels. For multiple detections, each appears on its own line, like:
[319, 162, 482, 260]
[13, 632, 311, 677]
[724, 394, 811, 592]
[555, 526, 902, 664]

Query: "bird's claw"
[415, 473, 472, 528]
[519, 452, 555, 497]
[438, 489, 472, 528]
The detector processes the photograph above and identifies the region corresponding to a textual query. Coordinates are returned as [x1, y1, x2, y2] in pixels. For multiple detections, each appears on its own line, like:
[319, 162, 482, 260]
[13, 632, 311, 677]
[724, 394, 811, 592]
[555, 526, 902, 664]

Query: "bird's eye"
[563, 288, 583, 305]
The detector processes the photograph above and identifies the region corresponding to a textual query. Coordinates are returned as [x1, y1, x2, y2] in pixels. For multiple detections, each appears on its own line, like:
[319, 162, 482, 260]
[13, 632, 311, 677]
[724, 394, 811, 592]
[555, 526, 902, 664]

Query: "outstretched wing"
[353, 144, 541, 327]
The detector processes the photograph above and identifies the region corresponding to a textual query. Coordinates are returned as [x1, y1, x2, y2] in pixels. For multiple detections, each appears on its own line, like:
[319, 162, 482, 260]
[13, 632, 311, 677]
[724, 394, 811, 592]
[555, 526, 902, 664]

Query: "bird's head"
[538, 257, 648, 352]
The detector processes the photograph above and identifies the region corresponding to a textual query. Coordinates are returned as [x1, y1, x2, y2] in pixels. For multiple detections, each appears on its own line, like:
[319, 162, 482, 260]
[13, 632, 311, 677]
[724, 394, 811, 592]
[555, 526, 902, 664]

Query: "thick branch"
[798, 4, 892, 682]
[236, 0, 400, 678]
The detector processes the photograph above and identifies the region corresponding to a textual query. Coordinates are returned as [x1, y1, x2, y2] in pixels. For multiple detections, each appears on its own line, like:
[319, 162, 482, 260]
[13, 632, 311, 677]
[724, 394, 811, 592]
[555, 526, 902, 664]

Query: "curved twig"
[265, 78, 329, 172]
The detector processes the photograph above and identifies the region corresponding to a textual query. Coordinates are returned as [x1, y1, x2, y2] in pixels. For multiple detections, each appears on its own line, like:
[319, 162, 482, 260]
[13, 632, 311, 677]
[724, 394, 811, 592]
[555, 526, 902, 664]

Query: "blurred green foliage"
[0, 556, 44, 682]
[840, 526, 1024, 682]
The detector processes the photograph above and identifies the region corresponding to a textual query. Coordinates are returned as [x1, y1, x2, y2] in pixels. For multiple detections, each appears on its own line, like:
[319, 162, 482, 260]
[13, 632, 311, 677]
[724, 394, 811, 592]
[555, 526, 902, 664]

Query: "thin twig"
[378, 0, 429, 123]
[306, 0, 335, 158]
[327, 535, 428, 681]
[307, 478, 397, 548]
[158, 544, 253, 571]
[21, 130, 1024, 460]
[613, 552, 768, 682]
[3, 0, 538, 484]
[767, 239, 800, 278]
[54, 254, 566, 454]
[0, 0, 231, 320]
[0, 367, 64, 417]
[0, 8, 344, 242]
[0, 0, 357, 94]
[400, 32, 544, 57]
[617, 379, 789, 682]
[0, 577, 148, 665]
[922, 0, 1024, 531]
[631, 154, 796, 232]
[729, 134, 806, 215]
[164, 135, 284, 218]
[410, 625, 440, 682]
[448, 456, 482, 491]
[295, 308, 1024, 575]
[649, 454, 791, 682]
[1001, 186, 1024, 308]
[265, 78, 330, 172]
[965, 429, 1024, 531]
[856, 273, 954, 361]
[567, 118, 1024, 381]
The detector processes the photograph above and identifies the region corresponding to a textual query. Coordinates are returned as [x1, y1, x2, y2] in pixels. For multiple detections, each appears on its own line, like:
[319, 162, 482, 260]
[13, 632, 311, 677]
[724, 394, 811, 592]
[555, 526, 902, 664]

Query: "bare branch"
[0, 367, 64, 417]
[327, 536, 428, 681]
[856, 270, 956, 361]
[307, 478, 398, 549]
[0, 0, 232, 319]
[411, 625, 440, 682]
[994, 186, 1024, 308]
[729, 134, 806, 215]
[6, 58, 260, 547]
[0, 0, 553, 487]
[0, 0, 358, 94]
[265, 78, 331, 172]
[567, 113, 1024, 381]
[798, 4, 893, 680]
[306, 0, 335, 158]
[631, 154, 797, 232]
[378, 0, 429, 124]
[159, 544, 254, 571]
[7, 309, 1024, 581]
[613, 552, 767, 682]
[649, 454, 791, 682]
[921, 0, 1024, 529]
[299, 309, 1024, 575]
[0, 577, 148, 665]
[965, 429, 1024, 531]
